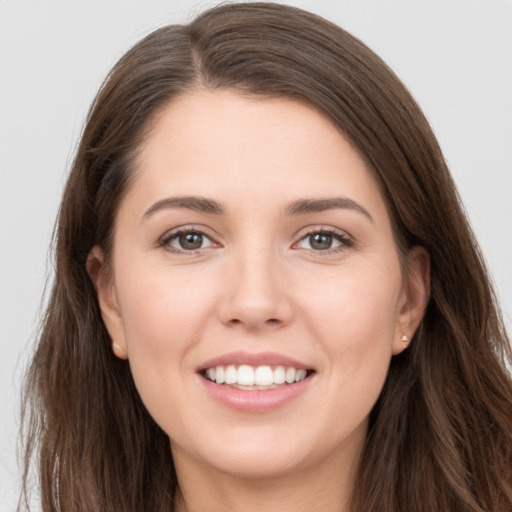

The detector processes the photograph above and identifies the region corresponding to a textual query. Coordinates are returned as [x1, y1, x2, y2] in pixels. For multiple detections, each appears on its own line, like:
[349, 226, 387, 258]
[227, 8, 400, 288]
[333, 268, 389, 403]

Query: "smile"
[202, 364, 311, 390]
[197, 351, 316, 412]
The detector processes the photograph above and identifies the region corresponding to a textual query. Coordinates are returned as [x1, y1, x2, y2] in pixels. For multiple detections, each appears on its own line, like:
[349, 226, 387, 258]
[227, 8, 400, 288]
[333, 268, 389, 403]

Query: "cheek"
[300, 259, 402, 380]
[116, 263, 214, 354]
[302, 267, 401, 443]
[113, 263, 214, 382]
[113, 265, 216, 433]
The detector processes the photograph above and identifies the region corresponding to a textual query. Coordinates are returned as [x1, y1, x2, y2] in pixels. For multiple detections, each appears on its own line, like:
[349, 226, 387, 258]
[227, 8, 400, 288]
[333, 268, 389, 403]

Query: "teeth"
[215, 366, 225, 384]
[285, 367, 296, 384]
[231, 383, 279, 391]
[237, 365, 255, 386]
[295, 369, 307, 382]
[273, 366, 286, 384]
[255, 366, 273, 386]
[204, 364, 310, 387]
[225, 365, 237, 384]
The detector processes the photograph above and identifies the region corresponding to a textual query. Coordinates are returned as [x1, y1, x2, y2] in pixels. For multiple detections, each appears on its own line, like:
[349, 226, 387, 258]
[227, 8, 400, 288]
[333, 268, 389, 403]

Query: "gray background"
[1, 0, 511, 509]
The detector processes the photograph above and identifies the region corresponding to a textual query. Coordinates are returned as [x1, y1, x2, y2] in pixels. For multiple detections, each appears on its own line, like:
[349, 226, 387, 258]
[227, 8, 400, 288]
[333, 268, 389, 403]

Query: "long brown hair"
[19, 3, 512, 511]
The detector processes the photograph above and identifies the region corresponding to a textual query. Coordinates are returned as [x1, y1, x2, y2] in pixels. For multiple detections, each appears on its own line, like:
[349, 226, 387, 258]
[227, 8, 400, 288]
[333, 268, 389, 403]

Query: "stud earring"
[112, 341, 126, 358]
[401, 335, 408, 343]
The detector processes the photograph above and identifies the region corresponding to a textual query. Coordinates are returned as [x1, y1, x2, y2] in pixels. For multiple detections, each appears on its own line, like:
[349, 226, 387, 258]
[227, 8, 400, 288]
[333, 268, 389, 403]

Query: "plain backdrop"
[1, 0, 511, 509]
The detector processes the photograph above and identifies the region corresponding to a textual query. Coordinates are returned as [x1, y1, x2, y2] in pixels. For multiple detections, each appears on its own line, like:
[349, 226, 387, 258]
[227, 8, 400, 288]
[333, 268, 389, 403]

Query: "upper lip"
[197, 351, 314, 372]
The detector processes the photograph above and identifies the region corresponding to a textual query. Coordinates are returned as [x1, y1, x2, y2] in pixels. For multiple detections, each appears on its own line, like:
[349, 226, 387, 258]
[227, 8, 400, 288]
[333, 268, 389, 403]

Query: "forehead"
[125, 88, 389, 223]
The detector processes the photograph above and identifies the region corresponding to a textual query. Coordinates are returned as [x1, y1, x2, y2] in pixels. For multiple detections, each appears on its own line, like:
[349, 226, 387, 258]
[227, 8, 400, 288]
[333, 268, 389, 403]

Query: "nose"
[217, 248, 294, 331]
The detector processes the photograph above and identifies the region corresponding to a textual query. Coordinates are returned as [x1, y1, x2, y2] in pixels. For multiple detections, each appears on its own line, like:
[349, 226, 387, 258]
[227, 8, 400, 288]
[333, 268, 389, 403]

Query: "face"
[93, 89, 428, 481]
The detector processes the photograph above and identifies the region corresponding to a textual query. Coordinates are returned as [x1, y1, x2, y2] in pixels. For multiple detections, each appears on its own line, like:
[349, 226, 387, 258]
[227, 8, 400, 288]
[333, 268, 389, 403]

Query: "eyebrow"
[143, 196, 226, 219]
[286, 197, 374, 223]
[142, 195, 373, 223]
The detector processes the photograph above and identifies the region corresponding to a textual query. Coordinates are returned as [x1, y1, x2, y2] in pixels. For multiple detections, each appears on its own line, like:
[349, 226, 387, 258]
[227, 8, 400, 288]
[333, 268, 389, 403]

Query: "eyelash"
[158, 226, 218, 254]
[158, 227, 354, 254]
[293, 228, 354, 254]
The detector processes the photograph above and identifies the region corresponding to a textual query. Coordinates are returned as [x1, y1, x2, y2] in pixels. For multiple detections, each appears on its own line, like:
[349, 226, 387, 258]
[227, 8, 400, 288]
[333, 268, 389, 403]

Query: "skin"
[89, 89, 430, 512]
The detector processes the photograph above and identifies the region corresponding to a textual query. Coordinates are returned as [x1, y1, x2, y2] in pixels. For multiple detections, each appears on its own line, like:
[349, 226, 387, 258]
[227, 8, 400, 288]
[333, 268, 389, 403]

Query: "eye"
[160, 228, 217, 252]
[295, 229, 353, 252]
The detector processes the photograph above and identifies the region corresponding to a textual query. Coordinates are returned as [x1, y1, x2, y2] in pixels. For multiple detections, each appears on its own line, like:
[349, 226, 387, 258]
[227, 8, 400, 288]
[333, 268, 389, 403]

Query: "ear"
[393, 246, 431, 355]
[86, 245, 128, 360]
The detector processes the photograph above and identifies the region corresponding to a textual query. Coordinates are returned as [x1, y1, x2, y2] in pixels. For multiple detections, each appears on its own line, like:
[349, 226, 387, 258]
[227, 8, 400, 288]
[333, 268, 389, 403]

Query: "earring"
[401, 335, 408, 343]
[112, 341, 126, 358]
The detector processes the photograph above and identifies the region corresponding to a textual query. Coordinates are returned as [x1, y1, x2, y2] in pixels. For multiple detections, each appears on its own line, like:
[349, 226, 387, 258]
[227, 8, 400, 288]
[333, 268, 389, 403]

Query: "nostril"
[227, 318, 281, 327]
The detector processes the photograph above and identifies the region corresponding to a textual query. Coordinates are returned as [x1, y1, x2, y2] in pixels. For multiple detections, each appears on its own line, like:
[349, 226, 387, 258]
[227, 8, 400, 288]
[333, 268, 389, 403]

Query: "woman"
[19, 2, 512, 511]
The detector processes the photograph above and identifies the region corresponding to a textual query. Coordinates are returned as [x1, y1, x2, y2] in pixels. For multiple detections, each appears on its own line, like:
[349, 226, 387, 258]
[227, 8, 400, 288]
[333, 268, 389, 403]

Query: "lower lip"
[200, 375, 314, 413]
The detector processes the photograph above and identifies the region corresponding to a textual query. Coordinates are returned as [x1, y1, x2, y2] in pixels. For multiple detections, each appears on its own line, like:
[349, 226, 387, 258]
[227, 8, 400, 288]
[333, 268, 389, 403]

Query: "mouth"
[200, 364, 315, 391]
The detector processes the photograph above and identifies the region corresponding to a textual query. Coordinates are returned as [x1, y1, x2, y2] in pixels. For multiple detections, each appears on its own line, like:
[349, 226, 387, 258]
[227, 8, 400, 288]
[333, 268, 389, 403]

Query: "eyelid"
[158, 224, 222, 253]
[292, 226, 355, 253]
[157, 224, 354, 254]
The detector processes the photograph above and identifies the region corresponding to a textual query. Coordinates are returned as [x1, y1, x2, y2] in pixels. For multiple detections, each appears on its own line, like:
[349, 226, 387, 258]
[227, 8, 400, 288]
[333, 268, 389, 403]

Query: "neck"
[172, 444, 361, 512]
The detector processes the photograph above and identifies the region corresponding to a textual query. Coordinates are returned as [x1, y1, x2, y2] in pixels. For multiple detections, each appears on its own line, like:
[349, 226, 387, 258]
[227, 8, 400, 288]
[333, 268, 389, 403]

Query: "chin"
[206, 448, 310, 480]
[179, 424, 338, 480]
